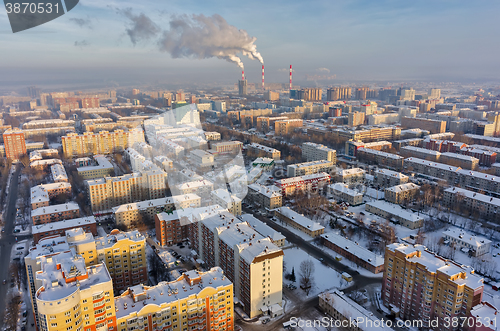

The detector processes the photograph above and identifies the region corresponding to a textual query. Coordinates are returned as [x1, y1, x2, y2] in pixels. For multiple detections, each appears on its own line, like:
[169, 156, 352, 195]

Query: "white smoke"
[158, 14, 264, 69]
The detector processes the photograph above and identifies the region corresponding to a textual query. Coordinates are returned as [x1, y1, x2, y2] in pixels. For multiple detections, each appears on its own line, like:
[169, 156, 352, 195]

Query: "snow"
[282, 246, 346, 297]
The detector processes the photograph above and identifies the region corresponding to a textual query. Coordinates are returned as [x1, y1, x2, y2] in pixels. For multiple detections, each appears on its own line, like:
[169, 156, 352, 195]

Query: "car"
[179, 245, 185, 249]
[22, 311, 27, 317]
[16, 246, 24, 250]
[2, 280, 5, 285]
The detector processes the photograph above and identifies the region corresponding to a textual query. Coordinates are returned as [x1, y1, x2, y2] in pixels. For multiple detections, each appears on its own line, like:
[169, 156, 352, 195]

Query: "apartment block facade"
[274, 172, 331, 197]
[384, 183, 421, 205]
[301, 142, 336, 162]
[247, 184, 283, 210]
[287, 160, 335, 177]
[3, 128, 27, 160]
[247, 143, 281, 160]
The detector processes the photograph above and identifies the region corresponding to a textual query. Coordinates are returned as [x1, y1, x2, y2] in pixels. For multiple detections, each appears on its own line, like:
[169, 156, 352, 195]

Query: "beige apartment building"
[335, 168, 365, 185]
[328, 183, 363, 206]
[287, 160, 335, 177]
[301, 142, 336, 162]
[247, 184, 283, 209]
[384, 183, 420, 205]
[357, 148, 404, 170]
[274, 119, 303, 135]
[247, 143, 281, 160]
[275, 207, 325, 237]
[374, 169, 409, 188]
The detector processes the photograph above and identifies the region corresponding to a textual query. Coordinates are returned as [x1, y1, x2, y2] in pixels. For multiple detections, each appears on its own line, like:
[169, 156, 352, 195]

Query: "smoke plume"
[158, 14, 264, 69]
[119, 8, 160, 45]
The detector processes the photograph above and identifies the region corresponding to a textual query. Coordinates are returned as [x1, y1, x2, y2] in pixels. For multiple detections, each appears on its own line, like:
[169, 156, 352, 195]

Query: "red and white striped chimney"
[262, 65, 265, 90]
[289, 65, 292, 90]
[242, 70, 245, 80]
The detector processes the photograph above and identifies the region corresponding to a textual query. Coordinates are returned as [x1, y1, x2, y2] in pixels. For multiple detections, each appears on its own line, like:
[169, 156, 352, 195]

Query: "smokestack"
[242, 70, 245, 81]
[289, 65, 292, 90]
[262, 65, 265, 90]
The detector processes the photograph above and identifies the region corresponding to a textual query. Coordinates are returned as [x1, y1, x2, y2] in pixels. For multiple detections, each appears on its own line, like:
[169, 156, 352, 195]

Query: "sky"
[1, 0, 500, 89]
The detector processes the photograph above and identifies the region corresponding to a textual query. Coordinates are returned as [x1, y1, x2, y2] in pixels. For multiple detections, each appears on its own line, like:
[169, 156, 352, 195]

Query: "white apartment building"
[287, 160, 335, 177]
[443, 229, 491, 256]
[190, 149, 215, 167]
[50, 163, 68, 182]
[211, 188, 242, 215]
[302, 142, 336, 162]
[328, 183, 363, 206]
[335, 168, 365, 185]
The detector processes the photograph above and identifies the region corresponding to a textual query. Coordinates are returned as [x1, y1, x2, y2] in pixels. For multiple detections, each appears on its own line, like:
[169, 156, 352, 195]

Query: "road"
[0, 164, 24, 324]
[242, 206, 382, 290]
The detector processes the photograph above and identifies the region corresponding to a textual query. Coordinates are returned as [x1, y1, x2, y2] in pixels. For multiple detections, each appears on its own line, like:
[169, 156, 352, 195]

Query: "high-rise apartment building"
[264, 90, 279, 101]
[429, 88, 441, 99]
[327, 87, 351, 101]
[348, 111, 366, 127]
[297, 88, 322, 101]
[61, 128, 145, 158]
[189, 210, 283, 318]
[382, 243, 484, 330]
[238, 79, 248, 96]
[3, 128, 27, 160]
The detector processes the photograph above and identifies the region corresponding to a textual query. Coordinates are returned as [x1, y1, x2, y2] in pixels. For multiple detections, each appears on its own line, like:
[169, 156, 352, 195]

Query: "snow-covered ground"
[283, 246, 348, 297]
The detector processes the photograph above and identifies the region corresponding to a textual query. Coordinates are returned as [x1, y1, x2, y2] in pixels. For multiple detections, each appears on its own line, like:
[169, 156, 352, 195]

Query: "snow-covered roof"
[386, 243, 483, 289]
[405, 157, 461, 172]
[239, 214, 285, 243]
[469, 302, 499, 330]
[32, 216, 96, 235]
[177, 179, 213, 190]
[276, 207, 325, 232]
[248, 184, 282, 198]
[337, 168, 365, 177]
[374, 168, 408, 179]
[288, 160, 334, 170]
[248, 143, 279, 153]
[319, 290, 393, 331]
[95, 230, 145, 250]
[322, 232, 384, 267]
[442, 229, 491, 248]
[366, 200, 423, 223]
[30, 185, 49, 205]
[51, 163, 68, 181]
[113, 194, 201, 213]
[441, 152, 478, 162]
[114, 267, 231, 319]
[328, 183, 363, 198]
[401, 145, 441, 156]
[78, 155, 113, 172]
[445, 187, 500, 206]
[276, 172, 330, 186]
[211, 189, 242, 204]
[385, 183, 420, 194]
[30, 158, 62, 168]
[457, 169, 500, 183]
[252, 157, 275, 165]
[31, 202, 80, 217]
[358, 148, 403, 160]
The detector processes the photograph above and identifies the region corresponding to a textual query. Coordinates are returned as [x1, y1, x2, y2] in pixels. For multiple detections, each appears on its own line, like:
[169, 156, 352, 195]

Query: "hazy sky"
[1, 0, 500, 88]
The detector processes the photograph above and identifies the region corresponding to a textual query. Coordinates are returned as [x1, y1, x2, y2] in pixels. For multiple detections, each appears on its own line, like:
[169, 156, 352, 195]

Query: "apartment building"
[401, 117, 446, 134]
[31, 202, 80, 225]
[35, 257, 117, 331]
[301, 142, 336, 162]
[155, 211, 185, 247]
[204, 131, 221, 141]
[287, 160, 335, 177]
[443, 187, 500, 223]
[3, 128, 27, 160]
[331, 126, 401, 143]
[256, 116, 288, 131]
[30, 182, 72, 209]
[335, 168, 365, 185]
[460, 147, 497, 167]
[274, 119, 303, 135]
[443, 229, 491, 257]
[345, 140, 393, 158]
[175, 179, 214, 197]
[211, 189, 242, 215]
[114, 267, 234, 331]
[357, 148, 404, 170]
[320, 290, 393, 331]
[401, 146, 441, 162]
[87, 169, 167, 212]
[382, 243, 484, 329]
[384, 183, 420, 205]
[61, 128, 145, 157]
[190, 149, 215, 168]
[211, 140, 243, 154]
[321, 232, 384, 274]
[113, 194, 201, 226]
[190, 211, 283, 318]
[374, 169, 409, 188]
[247, 184, 283, 210]
[328, 183, 363, 206]
[50, 163, 68, 182]
[275, 207, 325, 237]
[274, 172, 331, 197]
[239, 214, 285, 247]
[29, 149, 59, 162]
[457, 169, 500, 195]
[157, 137, 185, 158]
[365, 200, 423, 229]
[32, 216, 97, 243]
[22, 119, 75, 129]
[247, 143, 281, 160]
[154, 155, 174, 172]
[404, 158, 461, 184]
[30, 158, 62, 170]
[77, 155, 114, 179]
[440, 152, 479, 170]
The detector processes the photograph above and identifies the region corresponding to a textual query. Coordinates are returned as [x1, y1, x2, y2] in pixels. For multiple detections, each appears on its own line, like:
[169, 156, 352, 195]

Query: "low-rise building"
[373, 169, 409, 188]
[404, 157, 461, 184]
[335, 168, 365, 185]
[274, 172, 331, 197]
[302, 142, 336, 162]
[328, 183, 363, 206]
[30, 182, 72, 209]
[175, 179, 214, 197]
[247, 143, 281, 160]
[50, 163, 68, 182]
[287, 160, 335, 177]
[443, 187, 500, 223]
[189, 149, 215, 167]
[357, 148, 404, 170]
[247, 184, 283, 209]
[211, 188, 242, 215]
[31, 202, 80, 225]
[319, 290, 393, 331]
[365, 200, 423, 229]
[30, 158, 62, 169]
[440, 152, 479, 170]
[443, 229, 491, 257]
[274, 207, 325, 237]
[77, 154, 114, 179]
[321, 232, 384, 274]
[400, 146, 441, 161]
[32, 216, 97, 243]
[469, 302, 499, 331]
[113, 194, 201, 226]
[251, 157, 275, 170]
[211, 140, 243, 154]
[384, 183, 420, 205]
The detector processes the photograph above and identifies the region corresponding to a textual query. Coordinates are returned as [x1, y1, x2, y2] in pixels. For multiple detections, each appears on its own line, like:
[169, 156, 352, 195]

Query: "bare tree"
[299, 259, 315, 295]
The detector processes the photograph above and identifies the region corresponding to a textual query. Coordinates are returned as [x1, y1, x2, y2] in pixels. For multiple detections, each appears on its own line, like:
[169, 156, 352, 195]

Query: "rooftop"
[95, 229, 145, 250]
[445, 187, 500, 206]
[385, 183, 420, 193]
[113, 194, 201, 213]
[441, 152, 479, 162]
[239, 214, 286, 243]
[374, 168, 408, 179]
[443, 228, 491, 248]
[248, 184, 282, 198]
[276, 207, 325, 232]
[405, 157, 461, 172]
[329, 183, 363, 197]
[358, 148, 403, 160]
[338, 168, 365, 177]
[31, 202, 80, 217]
[366, 200, 423, 223]
[32, 216, 96, 235]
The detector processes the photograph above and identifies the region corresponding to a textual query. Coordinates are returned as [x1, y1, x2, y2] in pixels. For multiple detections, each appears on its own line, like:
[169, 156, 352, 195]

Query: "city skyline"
[1, 0, 500, 89]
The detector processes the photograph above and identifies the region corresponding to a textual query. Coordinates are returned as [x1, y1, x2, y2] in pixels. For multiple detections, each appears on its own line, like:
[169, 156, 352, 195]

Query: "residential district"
[1, 83, 500, 331]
